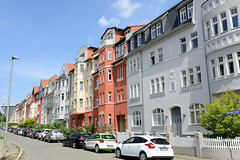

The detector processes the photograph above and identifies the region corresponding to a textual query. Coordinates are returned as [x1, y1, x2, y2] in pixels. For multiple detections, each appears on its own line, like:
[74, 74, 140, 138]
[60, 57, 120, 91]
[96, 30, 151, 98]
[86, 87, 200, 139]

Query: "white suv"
[38, 129, 52, 141]
[115, 136, 174, 160]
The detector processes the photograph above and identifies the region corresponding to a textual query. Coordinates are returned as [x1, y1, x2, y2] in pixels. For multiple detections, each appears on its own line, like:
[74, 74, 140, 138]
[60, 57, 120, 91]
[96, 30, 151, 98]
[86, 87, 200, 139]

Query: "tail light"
[145, 142, 155, 149]
[100, 139, 104, 143]
[78, 138, 84, 140]
[35, 133, 37, 135]
[51, 133, 53, 136]
[171, 145, 173, 149]
[63, 133, 64, 136]
[44, 132, 46, 134]
[30, 131, 32, 133]
[115, 140, 118, 143]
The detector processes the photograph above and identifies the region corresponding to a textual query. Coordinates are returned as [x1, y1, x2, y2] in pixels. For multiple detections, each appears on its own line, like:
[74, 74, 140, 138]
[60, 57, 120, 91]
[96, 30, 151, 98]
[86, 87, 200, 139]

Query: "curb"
[15, 143, 23, 160]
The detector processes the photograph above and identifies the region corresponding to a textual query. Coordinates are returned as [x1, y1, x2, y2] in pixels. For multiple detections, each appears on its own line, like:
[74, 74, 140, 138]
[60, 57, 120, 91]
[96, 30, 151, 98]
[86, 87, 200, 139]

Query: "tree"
[0, 114, 6, 122]
[199, 89, 240, 138]
[24, 118, 35, 128]
[53, 120, 62, 129]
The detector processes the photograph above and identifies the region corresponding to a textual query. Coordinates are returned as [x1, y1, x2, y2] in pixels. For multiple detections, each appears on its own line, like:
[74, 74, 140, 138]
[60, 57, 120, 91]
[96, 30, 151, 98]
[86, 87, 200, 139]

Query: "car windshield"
[102, 135, 116, 139]
[81, 135, 89, 139]
[53, 130, 62, 133]
[151, 138, 170, 145]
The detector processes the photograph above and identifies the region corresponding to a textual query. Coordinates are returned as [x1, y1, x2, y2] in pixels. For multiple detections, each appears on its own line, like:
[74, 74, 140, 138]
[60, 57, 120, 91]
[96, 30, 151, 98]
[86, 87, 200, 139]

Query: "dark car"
[63, 132, 90, 148]
[22, 128, 29, 137]
[31, 129, 41, 139]
[27, 128, 34, 137]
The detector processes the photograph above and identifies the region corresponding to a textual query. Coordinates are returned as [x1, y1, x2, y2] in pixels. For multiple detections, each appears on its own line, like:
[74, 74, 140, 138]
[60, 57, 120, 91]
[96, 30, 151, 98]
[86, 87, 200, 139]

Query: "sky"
[0, 0, 181, 109]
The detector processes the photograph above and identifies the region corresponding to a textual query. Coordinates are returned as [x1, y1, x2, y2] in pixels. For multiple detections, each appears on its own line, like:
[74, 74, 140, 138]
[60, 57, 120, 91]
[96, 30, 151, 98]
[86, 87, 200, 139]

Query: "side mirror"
[122, 141, 126, 144]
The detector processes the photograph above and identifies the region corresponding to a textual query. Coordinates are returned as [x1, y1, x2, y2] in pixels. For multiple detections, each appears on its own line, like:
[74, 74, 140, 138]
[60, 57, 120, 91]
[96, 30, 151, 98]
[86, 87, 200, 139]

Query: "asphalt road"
[7, 132, 119, 160]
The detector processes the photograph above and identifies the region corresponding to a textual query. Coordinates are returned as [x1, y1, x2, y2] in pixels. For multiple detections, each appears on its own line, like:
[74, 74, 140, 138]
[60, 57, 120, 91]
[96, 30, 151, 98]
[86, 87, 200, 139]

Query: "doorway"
[171, 107, 182, 137]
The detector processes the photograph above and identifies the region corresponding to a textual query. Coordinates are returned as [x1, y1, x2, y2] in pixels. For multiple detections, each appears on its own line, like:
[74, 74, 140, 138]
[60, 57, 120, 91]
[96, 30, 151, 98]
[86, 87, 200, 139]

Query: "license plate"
[107, 145, 114, 148]
[159, 148, 168, 151]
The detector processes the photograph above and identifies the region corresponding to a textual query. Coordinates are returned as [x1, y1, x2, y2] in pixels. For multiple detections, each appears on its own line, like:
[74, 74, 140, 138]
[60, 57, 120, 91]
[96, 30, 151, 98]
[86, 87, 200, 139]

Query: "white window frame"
[108, 114, 111, 125]
[108, 49, 111, 60]
[180, 37, 187, 53]
[108, 91, 111, 102]
[80, 81, 83, 91]
[138, 34, 142, 47]
[150, 51, 155, 65]
[150, 79, 155, 94]
[237, 51, 240, 73]
[205, 21, 211, 40]
[196, 66, 202, 83]
[210, 59, 216, 79]
[102, 51, 105, 62]
[151, 26, 156, 39]
[231, 7, 239, 28]
[180, 7, 187, 23]
[131, 39, 134, 50]
[189, 68, 194, 85]
[130, 85, 133, 99]
[187, 3, 193, 19]
[156, 22, 162, 36]
[137, 83, 140, 97]
[108, 69, 112, 81]
[218, 56, 225, 77]
[132, 111, 141, 127]
[156, 78, 160, 93]
[190, 104, 205, 125]
[220, 12, 228, 32]
[80, 98, 83, 108]
[160, 77, 165, 92]
[80, 64, 84, 72]
[191, 32, 198, 49]
[226, 53, 234, 75]
[212, 17, 218, 36]
[158, 48, 163, 63]
[181, 70, 187, 87]
[152, 108, 164, 126]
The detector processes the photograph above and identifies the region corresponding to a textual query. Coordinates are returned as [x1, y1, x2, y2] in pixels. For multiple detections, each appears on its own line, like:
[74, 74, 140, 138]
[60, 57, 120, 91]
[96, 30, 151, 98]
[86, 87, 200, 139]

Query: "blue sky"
[0, 0, 181, 108]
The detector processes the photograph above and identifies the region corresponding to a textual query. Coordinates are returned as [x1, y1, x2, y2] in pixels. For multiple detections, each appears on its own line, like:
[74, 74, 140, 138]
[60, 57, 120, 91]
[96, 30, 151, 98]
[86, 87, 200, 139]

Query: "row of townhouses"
[9, 0, 240, 137]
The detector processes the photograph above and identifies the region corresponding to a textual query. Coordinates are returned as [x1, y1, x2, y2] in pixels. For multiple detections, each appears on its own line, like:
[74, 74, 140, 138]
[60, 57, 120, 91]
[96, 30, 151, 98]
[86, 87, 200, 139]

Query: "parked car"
[22, 128, 29, 137]
[115, 136, 174, 160]
[38, 129, 52, 141]
[44, 129, 64, 143]
[13, 128, 20, 134]
[26, 128, 34, 137]
[84, 133, 117, 153]
[62, 132, 90, 148]
[17, 128, 24, 135]
[31, 129, 41, 139]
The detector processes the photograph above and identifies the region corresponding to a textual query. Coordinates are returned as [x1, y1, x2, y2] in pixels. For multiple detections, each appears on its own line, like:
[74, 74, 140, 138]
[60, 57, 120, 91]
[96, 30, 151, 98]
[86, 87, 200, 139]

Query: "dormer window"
[156, 22, 163, 36]
[106, 32, 113, 40]
[138, 34, 142, 47]
[180, 7, 187, 22]
[151, 26, 156, 39]
[131, 39, 134, 50]
[187, 3, 193, 18]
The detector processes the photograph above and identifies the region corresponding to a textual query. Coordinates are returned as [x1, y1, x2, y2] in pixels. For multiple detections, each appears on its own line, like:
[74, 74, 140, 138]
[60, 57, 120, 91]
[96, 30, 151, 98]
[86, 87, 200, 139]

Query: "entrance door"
[172, 107, 182, 137]
[119, 115, 126, 132]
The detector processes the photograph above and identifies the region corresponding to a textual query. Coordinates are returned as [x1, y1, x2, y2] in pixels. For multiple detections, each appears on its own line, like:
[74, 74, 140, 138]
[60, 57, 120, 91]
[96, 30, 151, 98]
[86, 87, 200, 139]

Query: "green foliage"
[61, 127, 74, 137]
[8, 123, 18, 127]
[24, 118, 35, 128]
[53, 120, 62, 129]
[76, 126, 85, 132]
[97, 123, 115, 133]
[0, 114, 6, 122]
[199, 89, 240, 138]
[84, 123, 94, 134]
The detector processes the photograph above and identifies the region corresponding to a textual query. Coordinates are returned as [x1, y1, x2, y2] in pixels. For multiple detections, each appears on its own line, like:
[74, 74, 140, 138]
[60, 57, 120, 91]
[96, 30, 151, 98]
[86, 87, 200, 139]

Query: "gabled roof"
[32, 86, 39, 95]
[49, 74, 59, 81]
[65, 63, 75, 72]
[41, 79, 49, 89]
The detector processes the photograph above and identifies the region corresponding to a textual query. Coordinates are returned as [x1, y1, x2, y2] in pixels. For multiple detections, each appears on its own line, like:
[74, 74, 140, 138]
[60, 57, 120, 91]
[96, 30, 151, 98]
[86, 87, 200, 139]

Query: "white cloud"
[2, 96, 8, 100]
[98, 16, 120, 27]
[112, 0, 141, 18]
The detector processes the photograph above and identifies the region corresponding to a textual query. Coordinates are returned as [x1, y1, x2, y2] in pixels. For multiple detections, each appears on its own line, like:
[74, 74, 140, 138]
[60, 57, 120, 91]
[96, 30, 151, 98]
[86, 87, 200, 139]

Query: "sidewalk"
[174, 154, 217, 160]
[0, 138, 20, 160]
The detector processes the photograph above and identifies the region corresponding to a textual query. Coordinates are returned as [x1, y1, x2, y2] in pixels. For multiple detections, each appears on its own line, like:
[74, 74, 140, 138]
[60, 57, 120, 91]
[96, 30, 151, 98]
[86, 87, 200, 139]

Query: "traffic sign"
[226, 110, 240, 115]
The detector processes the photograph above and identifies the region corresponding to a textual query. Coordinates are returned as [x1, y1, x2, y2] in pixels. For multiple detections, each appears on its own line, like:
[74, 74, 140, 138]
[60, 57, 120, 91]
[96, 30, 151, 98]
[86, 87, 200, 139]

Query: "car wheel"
[73, 142, 76, 148]
[48, 138, 51, 143]
[139, 152, 147, 160]
[95, 145, 100, 153]
[115, 148, 121, 158]
[83, 143, 87, 150]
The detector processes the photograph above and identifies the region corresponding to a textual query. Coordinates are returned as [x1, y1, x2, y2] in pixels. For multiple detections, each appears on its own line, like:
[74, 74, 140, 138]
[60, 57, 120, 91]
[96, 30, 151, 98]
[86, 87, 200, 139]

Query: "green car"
[83, 133, 117, 153]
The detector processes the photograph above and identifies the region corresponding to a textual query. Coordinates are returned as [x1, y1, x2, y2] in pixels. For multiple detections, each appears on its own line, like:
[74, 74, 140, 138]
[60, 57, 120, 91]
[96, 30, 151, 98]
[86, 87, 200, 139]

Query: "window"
[103, 70, 105, 82]
[96, 78, 99, 88]
[150, 52, 155, 65]
[106, 32, 113, 39]
[121, 89, 124, 100]
[62, 93, 64, 100]
[218, 56, 225, 77]
[190, 104, 205, 125]
[152, 108, 164, 126]
[99, 93, 102, 104]
[212, 17, 218, 36]
[210, 59, 216, 79]
[95, 117, 97, 128]
[196, 66, 202, 83]
[181, 70, 187, 87]
[108, 49, 111, 60]
[130, 61, 133, 73]
[180, 37, 187, 53]
[237, 52, 240, 72]
[108, 91, 111, 102]
[102, 92, 105, 103]
[132, 111, 141, 127]
[118, 90, 120, 101]
[191, 32, 198, 49]
[80, 98, 83, 108]
[108, 70, 112, 81]
[161, 77, 165, 92]
[95, 97, 99, 107]
[187, 3, 193, 19]
[130, 86, 133, 98]
[72, 118, 75, 127]
[221, 12, 228, 32]
[80, 64, 84, 72]
[108, 114, 111, 125]
[206, 21, 211, 40]
[231, 8, 239, 28]
[80, 81, 83, 91]
[134, 84, 137, 97]
[151, 79, 155, 94]
[156, 78, 160, 93]
[226, 54, 234, 75]
[151, 26, 156, 39]
[156, 22, 162, 36]
[189, 68, 194, 85]
[180, 7, 187, 22]
[158, 48, 163, 62]
[138, 34, 142, 47]
[131, 39, 134, 50]
[133, 60, 136, 71]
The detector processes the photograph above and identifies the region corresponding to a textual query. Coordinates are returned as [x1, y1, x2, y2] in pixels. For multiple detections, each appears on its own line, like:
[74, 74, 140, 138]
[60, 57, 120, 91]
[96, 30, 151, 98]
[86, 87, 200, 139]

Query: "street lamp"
[2, 56, 19, 160]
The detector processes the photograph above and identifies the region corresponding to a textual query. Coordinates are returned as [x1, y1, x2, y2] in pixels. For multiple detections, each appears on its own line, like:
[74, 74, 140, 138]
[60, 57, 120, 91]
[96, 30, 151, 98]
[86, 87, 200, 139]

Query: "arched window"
[72, 118, 75, 127]
[152, 108, 164, 126]
[189, 103, 205, 125]
[132, 111, 141, 127]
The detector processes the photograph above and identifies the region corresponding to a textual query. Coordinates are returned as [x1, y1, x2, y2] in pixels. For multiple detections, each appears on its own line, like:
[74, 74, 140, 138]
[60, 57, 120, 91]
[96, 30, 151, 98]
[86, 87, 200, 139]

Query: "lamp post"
[2, 56, 19, 160]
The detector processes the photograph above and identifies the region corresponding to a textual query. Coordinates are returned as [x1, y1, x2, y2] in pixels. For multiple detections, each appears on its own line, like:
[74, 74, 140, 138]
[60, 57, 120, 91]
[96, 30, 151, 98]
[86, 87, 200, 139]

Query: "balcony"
[75, 56, 86, 63]
[99, 39, 114, 50]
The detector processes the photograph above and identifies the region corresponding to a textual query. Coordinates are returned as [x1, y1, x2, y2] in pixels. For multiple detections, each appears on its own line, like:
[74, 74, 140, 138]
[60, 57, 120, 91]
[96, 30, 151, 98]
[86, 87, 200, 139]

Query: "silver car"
[38, 129, 52, 141]
[44, 129, 64, 143]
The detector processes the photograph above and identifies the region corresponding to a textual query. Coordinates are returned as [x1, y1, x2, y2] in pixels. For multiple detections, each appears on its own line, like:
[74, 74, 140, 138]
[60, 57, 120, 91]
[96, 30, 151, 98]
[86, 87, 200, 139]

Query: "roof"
[100, 27, 123, 39]
[41, 79, 49, 88]
[65, 63, 75, 72]
[49, 74, 59, 80]
[32, 86, 39, 95]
